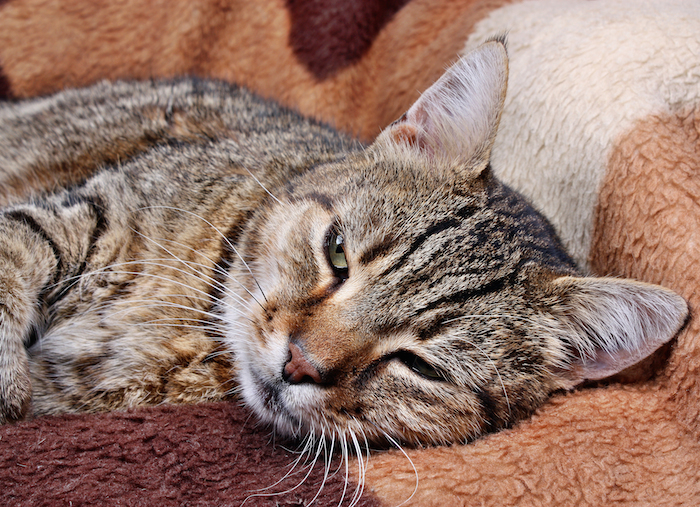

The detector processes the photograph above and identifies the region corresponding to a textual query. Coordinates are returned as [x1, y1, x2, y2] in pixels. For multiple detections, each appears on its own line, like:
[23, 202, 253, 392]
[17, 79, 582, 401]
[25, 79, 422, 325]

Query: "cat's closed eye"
[397, 352, 446, 382]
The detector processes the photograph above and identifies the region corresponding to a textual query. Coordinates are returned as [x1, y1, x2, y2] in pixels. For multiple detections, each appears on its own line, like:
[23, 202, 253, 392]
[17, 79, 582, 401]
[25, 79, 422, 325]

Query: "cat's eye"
[326, 228, 349, 280]
[399, 352, 445, 381]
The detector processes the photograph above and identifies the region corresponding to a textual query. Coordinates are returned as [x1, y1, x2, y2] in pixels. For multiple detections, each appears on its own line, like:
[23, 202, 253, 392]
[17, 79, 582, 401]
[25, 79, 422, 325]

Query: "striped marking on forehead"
[373, 204, 481, 278]
[354, 218, 523, 335]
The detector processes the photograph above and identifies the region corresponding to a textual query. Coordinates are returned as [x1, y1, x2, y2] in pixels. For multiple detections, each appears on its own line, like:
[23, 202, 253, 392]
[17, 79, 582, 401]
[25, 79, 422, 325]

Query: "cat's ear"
[549, 276, 688, 385]
[374, 36, 508, 175]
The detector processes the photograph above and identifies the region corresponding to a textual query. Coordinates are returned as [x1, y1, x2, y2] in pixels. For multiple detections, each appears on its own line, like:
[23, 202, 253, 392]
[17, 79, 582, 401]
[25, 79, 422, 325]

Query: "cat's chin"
[238, 362, 329, 441]
[241, 367, 405, 447]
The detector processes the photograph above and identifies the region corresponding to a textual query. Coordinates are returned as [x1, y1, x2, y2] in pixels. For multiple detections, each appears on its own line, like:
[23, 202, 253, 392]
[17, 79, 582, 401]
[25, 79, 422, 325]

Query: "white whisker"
[442, 314, 521, 419]
[131, 230, 265, 311]
[242, 430, 318, 504]
[241, 166, 284, 206]
[308, 426, 332, 506]
[349, 431, 368, 507]
[84, 295, 249, 328]
[47, 256, 254, 321]
[460, 335, 511, 419]
[81, 267, 254, 322]
[138, 205, 269, 306]
[380, 430, 418, 507]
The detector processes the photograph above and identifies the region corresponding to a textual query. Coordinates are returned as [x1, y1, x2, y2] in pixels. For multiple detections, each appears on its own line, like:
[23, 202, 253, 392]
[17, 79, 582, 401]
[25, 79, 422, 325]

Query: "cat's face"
[223, 40, 687, 446]
[230, 154, 579, 445]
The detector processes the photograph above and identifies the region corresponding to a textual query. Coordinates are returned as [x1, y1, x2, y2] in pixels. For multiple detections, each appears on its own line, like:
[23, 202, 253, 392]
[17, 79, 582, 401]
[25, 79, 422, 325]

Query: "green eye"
[327, 229, 349, 279]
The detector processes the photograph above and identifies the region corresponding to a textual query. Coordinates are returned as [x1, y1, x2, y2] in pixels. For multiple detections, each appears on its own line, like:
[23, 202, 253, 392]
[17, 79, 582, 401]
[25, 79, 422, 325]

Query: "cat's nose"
[283, 342, 323, 384]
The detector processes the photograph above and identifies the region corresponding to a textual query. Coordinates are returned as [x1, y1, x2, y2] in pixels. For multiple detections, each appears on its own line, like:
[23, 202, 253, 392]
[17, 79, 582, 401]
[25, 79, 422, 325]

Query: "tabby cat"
[0, 40, 687, 448]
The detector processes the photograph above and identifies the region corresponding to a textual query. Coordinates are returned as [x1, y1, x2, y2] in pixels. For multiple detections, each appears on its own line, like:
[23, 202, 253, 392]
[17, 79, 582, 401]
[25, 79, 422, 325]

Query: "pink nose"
[283, 342, 323, 384]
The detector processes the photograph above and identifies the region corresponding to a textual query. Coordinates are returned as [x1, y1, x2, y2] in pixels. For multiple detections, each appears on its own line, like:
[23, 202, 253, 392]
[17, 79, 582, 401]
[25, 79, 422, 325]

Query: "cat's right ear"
[374, 37, 508, 176]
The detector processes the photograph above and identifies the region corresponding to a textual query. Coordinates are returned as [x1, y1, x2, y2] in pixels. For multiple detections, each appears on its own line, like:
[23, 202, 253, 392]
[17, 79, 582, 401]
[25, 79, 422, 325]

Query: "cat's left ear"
[548, 276, 689, 386]
[374, 36, 508, 175]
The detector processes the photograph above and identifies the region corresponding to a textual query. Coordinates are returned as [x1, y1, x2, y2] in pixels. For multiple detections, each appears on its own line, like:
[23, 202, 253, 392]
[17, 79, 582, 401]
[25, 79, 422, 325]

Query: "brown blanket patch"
[0, 402, 381, 506]
[286, 0, 410, 79]
[0, 61, 9, 99]
[363, 386, 700, 506]
[592, 106, 700, 434]
[0, 0, 513, 140]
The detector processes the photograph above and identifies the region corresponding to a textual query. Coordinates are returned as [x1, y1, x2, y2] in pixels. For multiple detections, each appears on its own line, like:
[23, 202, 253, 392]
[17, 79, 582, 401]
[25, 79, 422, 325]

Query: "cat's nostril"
[283, 342, 323, 384]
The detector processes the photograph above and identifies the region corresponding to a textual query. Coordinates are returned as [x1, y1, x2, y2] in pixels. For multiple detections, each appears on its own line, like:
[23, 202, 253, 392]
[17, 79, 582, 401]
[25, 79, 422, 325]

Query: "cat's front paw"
[0, 354, 32, 423]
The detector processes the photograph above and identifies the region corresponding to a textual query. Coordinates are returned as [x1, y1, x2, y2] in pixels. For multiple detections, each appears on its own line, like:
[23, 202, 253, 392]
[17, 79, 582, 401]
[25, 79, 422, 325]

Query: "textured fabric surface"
[593, 107, 700, 434]
[364, 386, 700, 506]
[0, 402, 380, 507]
[1, 1, 699, 506]
[465, 0, 700, 268]
[0, 0, 514, 141]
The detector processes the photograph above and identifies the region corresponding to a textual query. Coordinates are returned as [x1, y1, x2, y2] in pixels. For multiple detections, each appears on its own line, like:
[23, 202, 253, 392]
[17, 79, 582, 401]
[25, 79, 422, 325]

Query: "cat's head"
[226, 38, 688, 446]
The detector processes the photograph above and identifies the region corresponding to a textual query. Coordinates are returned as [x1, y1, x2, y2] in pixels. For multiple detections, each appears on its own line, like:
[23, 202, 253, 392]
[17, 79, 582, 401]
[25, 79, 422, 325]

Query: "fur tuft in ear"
[374, 38, 508, 174]
[550, 276, 688, 384]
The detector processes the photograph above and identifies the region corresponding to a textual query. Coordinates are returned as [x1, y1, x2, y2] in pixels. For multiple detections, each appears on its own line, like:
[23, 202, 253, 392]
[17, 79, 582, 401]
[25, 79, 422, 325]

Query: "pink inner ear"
[375, 40, 509, 169]
[389, 123, 418, 148]
[571, 347, 650, 383]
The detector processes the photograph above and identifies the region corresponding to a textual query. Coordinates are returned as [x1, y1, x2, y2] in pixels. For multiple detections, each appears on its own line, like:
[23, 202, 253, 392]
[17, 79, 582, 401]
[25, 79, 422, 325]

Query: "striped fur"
[0, 42, 687, 450]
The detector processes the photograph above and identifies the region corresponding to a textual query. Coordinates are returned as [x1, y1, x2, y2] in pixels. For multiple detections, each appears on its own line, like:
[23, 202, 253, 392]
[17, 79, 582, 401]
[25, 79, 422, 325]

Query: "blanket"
[1, 0, 699, 505]
[0, 402, 381, 506]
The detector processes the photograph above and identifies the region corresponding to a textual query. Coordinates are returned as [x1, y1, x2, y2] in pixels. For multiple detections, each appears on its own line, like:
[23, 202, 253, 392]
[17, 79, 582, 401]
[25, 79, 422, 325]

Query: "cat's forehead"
[319, 157, 487, 229]
[284, 155, 576, 306]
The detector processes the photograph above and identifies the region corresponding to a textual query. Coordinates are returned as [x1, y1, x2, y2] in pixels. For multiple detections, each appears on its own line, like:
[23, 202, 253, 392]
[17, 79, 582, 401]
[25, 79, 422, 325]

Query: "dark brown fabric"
[286, 0, 410, 79]
[0, 62, 10, 99]
[0, 402, 382, 507]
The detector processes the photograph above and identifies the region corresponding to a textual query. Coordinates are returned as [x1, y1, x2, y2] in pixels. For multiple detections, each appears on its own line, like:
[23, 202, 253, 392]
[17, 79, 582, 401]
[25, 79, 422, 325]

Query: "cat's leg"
[0, 213, 60, 421]
[0, 196, 101, 422]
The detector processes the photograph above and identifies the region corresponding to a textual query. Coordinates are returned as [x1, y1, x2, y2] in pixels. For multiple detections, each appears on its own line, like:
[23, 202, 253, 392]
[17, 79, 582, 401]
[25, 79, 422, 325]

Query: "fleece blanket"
[0, 402, 382, 507]
[1, 0, 700, 505]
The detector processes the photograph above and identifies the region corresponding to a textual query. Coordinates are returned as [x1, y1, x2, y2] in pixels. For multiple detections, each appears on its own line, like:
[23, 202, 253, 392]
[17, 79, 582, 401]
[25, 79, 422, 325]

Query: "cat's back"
[0, 78, 356, 206]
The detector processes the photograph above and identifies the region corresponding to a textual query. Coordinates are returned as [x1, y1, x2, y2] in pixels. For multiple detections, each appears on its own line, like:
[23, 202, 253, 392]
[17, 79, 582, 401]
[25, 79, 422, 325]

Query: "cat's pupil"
[327, 230, 348, 279]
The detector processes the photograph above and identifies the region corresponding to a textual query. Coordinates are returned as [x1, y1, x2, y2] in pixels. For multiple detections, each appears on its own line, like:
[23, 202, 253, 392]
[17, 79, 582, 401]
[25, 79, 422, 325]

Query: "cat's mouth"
[248, 368, 282, 412]
[244, 364, 331, 439]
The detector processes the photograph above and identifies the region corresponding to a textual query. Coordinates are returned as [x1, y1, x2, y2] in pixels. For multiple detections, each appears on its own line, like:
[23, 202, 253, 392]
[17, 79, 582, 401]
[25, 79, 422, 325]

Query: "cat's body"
[0, 41, 688, 447]
[0, 78, 350, 415]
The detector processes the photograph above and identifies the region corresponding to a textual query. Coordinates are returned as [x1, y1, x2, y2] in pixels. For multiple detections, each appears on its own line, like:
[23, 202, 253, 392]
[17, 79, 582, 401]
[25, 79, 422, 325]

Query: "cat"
[0, 39, 688, 449]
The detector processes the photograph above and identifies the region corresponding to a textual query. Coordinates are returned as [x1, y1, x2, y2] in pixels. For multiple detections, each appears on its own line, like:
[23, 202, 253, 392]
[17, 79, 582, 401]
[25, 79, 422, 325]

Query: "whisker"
[79, 267, 254, 322]
[457, 333, 511, 419]
[138, 321, 230, 335]
[138, 205, 270, 306]
[131, 230, 264, 311]
[83, 295, 250, 328]
[308, 426, 332, 506]
[46, 256, 254, 321]
[442, 315, 522, 419]
[242, 430, 317, 502]
[249, 440, 322, 504]
[349, 431, 366, 507]
[379, 430, 419, 507]
[114, 254, 252, 310]
[336, 430, 350, 507]
[241, 166, 284, 206]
